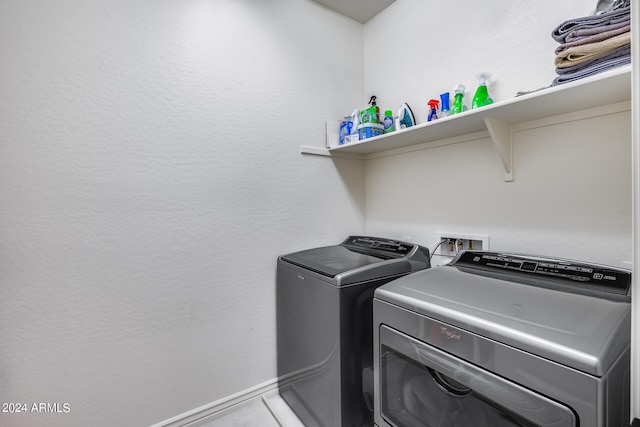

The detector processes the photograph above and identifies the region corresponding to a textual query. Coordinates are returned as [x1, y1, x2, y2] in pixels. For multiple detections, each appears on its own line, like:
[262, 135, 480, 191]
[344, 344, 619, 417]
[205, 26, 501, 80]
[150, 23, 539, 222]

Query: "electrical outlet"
[436, 232, 490, 259]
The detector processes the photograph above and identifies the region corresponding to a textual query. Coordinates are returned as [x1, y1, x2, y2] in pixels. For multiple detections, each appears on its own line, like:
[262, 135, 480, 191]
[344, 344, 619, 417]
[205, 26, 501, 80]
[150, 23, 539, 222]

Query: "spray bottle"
[427, 99, 439, 122]
[350, 109, 360, 135]
[369, 96, 380, 123]
[450, 84, 468, 115]
[361, 95, 380, 124]
[439, 92, 451, 118]
[472, 72, 494, 109]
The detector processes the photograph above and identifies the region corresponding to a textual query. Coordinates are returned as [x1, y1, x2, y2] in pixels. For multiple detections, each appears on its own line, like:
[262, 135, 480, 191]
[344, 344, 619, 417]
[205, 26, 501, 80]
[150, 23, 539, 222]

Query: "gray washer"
[277, 236, 431, 427]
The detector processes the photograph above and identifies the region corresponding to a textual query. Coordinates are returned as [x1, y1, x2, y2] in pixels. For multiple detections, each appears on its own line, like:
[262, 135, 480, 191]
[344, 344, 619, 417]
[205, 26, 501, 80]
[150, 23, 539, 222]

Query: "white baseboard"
[149, 378, 280, 427]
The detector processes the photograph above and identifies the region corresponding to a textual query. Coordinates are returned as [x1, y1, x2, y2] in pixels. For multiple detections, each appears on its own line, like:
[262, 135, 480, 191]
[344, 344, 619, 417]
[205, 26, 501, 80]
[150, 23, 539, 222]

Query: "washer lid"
[279, 236, 424, 281]
[280, 244, 389, 278]
[375, 252, 631, 377]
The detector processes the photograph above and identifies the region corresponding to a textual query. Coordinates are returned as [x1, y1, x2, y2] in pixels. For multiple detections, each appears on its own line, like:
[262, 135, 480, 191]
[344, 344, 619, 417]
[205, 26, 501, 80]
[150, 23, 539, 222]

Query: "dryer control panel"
[452, 251, 631, 297]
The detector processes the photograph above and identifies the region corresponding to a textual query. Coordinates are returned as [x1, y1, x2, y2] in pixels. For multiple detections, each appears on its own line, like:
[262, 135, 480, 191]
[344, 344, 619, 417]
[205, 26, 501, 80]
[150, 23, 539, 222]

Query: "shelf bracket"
[484, 117, 513, 182]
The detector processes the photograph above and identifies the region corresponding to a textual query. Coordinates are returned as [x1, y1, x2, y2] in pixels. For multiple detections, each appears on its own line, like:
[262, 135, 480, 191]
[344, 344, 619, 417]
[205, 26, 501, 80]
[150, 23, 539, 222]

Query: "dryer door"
[377, 325, 576, 427]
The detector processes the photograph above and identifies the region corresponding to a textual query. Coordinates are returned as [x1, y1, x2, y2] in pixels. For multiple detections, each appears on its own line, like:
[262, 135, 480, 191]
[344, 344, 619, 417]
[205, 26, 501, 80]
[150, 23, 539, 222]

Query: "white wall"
[362, 0, 632, 268]
[0, 1, 364, 426]
[365, 0, 599, 121]
[1, 0, 634, 426]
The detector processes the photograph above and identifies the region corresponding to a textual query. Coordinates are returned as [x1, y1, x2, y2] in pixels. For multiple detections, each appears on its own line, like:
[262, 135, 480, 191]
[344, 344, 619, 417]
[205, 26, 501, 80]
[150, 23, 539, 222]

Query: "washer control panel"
[342, 236, 414, 256]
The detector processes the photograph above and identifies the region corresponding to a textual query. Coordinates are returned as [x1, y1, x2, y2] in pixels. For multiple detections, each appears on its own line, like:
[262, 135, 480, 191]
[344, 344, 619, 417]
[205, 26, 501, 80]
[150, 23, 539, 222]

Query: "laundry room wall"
[0, 1, 364, 426]
[362, 0, 632, 268]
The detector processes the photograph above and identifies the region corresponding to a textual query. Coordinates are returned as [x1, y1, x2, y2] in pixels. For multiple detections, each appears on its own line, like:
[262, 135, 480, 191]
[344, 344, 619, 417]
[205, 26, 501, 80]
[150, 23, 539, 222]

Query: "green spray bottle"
[368, 95, 380, 124]
[360, 95, 380, 124]
[450, 84, 468, 116]
[472, 72, 494, 109]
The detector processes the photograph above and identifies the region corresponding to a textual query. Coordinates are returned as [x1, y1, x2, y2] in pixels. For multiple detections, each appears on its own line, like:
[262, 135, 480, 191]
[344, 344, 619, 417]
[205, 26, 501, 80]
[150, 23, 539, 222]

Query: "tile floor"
[189, 390, 305, 427]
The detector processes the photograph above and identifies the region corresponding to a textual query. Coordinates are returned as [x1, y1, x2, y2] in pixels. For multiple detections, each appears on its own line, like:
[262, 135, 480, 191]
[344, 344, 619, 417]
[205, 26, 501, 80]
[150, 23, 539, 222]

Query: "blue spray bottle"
[440, 92, 451, 118]
[427, 99, 439, 122]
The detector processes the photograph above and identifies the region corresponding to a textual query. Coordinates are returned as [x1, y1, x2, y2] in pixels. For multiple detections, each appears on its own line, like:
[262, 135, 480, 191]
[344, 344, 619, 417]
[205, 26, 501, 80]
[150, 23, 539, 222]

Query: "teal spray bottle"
[450, 84, 468, 115]
[427, 99, 439, 122]
[472, 72, 494, 109]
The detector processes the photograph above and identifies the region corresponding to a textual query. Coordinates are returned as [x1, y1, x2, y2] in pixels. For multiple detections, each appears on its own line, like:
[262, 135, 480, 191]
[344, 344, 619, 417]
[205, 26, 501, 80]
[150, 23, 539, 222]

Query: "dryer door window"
[378, 325, 576, 427]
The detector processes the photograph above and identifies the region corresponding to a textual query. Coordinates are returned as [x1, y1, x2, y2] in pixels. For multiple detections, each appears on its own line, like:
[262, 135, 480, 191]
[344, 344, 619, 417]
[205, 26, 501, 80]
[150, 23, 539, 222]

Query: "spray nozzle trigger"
[475, 72, 492, 86]
[368, 95, 377, 106]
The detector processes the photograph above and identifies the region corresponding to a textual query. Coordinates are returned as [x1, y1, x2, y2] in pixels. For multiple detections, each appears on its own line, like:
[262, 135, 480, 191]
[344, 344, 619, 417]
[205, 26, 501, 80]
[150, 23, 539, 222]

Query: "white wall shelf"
[301, 65, 632, 181]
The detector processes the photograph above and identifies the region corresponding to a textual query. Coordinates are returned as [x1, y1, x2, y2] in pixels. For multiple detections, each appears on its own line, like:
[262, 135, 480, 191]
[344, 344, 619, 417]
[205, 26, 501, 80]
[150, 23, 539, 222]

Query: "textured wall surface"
[0, 1, 364, 426]
[364, 0, 602, 121]
[361, 0, 632, 268]
[1, 0, 633, 426]
[364, 113, 631, 266]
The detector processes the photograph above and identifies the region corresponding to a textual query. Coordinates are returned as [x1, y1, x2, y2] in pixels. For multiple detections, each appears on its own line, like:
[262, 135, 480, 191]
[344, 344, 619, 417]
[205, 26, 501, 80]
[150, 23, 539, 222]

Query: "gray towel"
[552, 48, 630, 85]
[552, 6, 630, 43]
[564, 19, 629, 43]
[556, 44, 630, 75]
[554, 31, 630, 68]
[591, 0, 630, 15]
[556, 22, 630, 53]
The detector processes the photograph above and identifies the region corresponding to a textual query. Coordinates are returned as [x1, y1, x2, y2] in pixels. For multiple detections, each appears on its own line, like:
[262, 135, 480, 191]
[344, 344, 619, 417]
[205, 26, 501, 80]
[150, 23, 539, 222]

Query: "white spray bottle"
[350, 109, 360, 135]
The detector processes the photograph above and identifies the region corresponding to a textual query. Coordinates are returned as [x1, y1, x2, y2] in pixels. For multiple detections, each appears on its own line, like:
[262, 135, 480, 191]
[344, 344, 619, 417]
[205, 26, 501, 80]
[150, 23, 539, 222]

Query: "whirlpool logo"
[440, 326, 461, 340]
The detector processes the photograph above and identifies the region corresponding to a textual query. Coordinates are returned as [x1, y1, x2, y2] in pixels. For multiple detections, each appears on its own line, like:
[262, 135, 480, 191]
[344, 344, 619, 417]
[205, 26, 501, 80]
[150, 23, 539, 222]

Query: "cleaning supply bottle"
[360, 95, 380, 124]
[350, 109, 360, 135]
[427, 99, 439, 122]
[450, 84, 468, 115]
[439, 92, 450, 118]
[472, 72, 494, 109]
[383, 110, 395, 133]
[339, 116, 352, 145]
[368, 95, 380, 124]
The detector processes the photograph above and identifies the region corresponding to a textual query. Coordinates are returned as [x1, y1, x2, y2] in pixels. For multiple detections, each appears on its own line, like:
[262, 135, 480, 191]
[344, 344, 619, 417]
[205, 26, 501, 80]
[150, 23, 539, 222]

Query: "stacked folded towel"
[551, 1, 631, 85]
